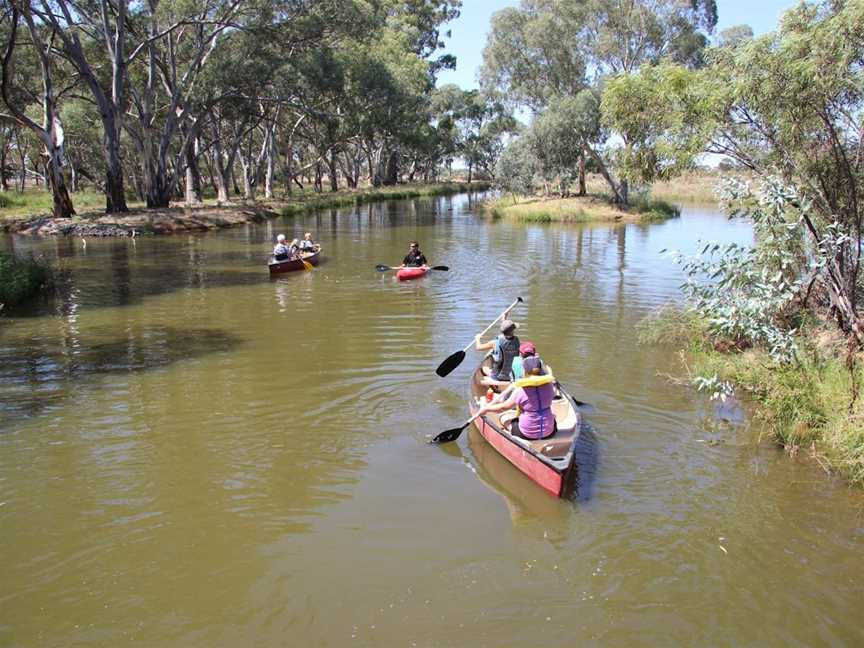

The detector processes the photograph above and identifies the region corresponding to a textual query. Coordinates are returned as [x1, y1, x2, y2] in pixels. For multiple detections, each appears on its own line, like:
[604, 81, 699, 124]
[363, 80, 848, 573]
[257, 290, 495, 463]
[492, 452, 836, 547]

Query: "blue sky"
[436, 0, 802, 89]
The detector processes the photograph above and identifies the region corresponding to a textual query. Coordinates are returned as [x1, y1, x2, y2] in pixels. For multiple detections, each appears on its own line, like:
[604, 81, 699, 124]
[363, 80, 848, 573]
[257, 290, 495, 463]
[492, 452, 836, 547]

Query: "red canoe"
[396, 266, 429, 281]
[268, 249, 321, 275]
[468, 360, 582, 497]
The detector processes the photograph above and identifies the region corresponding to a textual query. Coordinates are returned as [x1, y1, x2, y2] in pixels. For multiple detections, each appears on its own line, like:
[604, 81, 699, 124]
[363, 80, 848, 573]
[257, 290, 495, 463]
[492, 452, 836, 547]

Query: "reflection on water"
[1, 196, 863, 646]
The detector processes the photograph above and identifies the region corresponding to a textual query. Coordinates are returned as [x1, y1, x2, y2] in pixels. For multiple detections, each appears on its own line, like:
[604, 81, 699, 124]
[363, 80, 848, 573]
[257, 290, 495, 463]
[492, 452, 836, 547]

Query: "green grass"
[0, 189, 116, 221]
[481, 193, 680, 223]
[0, 251, 52, 307]
[639, 306, 864, 486]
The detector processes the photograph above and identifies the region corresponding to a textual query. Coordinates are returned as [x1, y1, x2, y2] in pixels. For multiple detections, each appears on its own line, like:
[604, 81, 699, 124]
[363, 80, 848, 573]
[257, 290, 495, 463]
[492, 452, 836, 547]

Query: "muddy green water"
[1, 194, 863, 646]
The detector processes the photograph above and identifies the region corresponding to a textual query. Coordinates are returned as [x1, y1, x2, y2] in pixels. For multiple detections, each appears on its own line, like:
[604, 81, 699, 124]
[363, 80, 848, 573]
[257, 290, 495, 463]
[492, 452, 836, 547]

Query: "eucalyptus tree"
[481, 0, 717, 203]
[1, 3, 75, 217]
[617, 0, 864, 344]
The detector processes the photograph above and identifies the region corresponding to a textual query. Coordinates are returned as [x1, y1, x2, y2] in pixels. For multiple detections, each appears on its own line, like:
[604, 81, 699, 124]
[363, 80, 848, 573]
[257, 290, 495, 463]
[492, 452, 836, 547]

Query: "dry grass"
[481, 193, 679, 223]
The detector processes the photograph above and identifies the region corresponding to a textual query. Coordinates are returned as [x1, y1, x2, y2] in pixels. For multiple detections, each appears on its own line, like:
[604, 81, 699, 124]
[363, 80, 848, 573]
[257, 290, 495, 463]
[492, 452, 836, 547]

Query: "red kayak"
[396, 266, 429, 281]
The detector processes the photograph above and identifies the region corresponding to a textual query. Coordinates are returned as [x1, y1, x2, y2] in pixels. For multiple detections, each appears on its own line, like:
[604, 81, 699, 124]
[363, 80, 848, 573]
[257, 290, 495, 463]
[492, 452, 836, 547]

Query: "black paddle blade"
[430, 422, 469, 444]
[572, 400, 596, 415]
[430, 265, 449, 271]
[435, 350, 465, 377]
[375, 264, 392, 272]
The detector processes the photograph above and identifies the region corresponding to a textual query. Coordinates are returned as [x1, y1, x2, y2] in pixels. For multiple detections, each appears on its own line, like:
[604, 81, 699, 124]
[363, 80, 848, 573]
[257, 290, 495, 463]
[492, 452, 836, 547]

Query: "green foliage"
[601, 65, 705, 185]
[0, 252, 51, 307]
[494, 138, 538, 198]
[668, 178, 811, 362]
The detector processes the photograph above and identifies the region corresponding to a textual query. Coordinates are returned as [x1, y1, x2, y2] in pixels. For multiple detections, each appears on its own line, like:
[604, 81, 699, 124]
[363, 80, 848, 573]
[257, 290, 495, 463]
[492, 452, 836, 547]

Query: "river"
[1, 193, 862, 646]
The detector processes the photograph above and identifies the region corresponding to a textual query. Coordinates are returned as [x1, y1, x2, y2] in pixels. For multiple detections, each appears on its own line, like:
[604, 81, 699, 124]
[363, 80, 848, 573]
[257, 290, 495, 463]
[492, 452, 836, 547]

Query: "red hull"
[396, 266, 428, 281]
[467, 362, 581, 497]
[472, 415, 565, 496]
[268, 249, 321, 274]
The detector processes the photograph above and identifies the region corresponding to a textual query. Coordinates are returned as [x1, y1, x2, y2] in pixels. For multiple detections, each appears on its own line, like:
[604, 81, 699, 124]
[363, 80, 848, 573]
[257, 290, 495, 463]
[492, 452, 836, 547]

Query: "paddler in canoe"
[472, 356, 557, 440]
[474, 316, 520, 384]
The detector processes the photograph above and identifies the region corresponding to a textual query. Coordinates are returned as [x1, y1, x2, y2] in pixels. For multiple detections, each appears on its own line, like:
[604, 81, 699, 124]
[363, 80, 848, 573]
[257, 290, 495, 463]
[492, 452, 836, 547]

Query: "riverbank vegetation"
[0, 251, 51, 308]
[0, 1, 511, 225]
[481, 0, 720, 209]
[480, 193, 678, 223]
[627, 0, 864, 484]
[639, 307, 864, 485]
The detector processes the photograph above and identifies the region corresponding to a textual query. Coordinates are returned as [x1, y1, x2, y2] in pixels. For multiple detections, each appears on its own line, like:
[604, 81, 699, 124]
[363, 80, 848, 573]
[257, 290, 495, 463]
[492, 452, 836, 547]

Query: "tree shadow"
[0, 325, 243, 429]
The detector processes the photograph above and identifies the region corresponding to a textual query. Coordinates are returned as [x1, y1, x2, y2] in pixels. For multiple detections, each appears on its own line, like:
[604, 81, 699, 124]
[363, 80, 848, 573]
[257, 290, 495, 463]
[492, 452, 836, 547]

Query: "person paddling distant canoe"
[401, 241, 428, 268]
[299, 232, 319, 253]
[273, 234, 291, 261]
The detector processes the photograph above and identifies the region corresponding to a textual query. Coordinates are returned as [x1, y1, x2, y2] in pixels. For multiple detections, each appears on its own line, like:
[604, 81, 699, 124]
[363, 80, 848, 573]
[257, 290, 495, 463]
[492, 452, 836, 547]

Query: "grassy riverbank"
[0, 190, 122, 220]
[638, 307, 864, 485]
[481, 193, 679, 223]
[1, 181, 491, 236]
[0, 251, 52, 308]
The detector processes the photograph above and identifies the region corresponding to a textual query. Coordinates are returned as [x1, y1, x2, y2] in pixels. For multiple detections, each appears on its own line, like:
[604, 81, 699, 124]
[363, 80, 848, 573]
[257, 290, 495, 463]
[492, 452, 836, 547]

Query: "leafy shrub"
[0, 252, 52, 306]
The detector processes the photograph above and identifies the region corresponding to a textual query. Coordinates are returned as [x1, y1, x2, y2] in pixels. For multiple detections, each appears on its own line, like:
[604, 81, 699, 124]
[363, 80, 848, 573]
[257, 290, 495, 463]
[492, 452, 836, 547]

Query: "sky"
[435, 0, 803, 90]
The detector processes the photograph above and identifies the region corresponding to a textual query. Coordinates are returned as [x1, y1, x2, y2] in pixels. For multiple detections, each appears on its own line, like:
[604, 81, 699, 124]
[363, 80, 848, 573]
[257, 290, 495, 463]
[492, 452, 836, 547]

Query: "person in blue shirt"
[511, 341, 541, 380]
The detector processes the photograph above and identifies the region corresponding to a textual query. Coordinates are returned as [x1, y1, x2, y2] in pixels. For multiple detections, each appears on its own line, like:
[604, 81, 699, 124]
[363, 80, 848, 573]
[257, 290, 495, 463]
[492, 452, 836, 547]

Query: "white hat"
[276, 234, 286, 242]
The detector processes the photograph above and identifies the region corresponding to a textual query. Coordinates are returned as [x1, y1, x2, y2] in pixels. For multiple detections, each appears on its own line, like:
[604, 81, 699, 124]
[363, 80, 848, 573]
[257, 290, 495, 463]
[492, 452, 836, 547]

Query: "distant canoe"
[268, 249, 320, 275]
[468, 360, 581, 497]
[396, 266, 428, 281]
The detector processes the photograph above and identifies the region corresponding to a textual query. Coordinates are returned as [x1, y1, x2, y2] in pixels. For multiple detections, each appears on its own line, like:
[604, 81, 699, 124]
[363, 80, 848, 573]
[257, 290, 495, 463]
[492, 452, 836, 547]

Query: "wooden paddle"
[375, 264, 449, 271]
[302, 258, 314, 271]
[435, 296, 523, 377]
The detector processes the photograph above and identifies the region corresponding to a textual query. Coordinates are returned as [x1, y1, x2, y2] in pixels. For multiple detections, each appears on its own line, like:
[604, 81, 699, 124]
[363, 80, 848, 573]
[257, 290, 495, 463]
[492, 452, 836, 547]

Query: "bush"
[0, 251, 52, 307]
[0, 193, 18, 209]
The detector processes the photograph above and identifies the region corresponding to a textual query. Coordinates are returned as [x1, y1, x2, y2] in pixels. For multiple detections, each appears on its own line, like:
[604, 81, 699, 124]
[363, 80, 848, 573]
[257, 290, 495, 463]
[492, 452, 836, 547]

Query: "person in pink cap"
[511, 341, 540, 381]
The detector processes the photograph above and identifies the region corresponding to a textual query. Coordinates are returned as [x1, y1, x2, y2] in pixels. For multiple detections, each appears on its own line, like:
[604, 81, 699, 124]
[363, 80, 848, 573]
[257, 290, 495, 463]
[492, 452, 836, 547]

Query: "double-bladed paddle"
[435, 296, 524, 378]
[375, 264, 449, 272]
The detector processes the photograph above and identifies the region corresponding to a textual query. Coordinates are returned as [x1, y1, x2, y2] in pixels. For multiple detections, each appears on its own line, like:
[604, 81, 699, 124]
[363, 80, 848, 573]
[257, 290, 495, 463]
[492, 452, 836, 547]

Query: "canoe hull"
[268, 249, 320, 274]
[472, 415, 565, 496]
[396, 266, 428, 281]
[468, 362, 581, 497]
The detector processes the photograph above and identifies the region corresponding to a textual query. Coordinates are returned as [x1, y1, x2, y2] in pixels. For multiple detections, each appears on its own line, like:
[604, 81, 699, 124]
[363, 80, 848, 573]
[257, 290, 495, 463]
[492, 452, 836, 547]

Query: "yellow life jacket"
[513, 374, 556, 389]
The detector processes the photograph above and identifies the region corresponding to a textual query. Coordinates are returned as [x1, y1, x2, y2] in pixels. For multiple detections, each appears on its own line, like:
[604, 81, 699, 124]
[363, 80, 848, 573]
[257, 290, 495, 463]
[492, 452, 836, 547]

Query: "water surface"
[1, 195, 862, 646]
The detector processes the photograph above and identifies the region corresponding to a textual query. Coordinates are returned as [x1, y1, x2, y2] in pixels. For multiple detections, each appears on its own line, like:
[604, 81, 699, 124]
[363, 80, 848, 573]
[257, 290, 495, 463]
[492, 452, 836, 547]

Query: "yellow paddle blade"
[302, 260, 314, 271]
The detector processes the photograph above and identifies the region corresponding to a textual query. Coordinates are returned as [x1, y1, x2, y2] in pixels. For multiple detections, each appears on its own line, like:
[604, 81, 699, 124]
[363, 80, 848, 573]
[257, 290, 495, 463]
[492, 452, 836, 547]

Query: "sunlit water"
[1, 194, 862, 646]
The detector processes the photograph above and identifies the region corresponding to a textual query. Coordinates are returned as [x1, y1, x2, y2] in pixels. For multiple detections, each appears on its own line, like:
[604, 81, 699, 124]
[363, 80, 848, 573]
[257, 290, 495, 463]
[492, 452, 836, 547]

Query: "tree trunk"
[240, 158, 253, 200]
[45, 145, 74, 218]
[384, 150, 398, 185]
[328, 149, 338, 192]
[184, 136, 203, 206]
[264, 131, 275, 199]
[103, 116, 128, 212]
[467, 160, 473, 184]
[578, 146, 586, 196]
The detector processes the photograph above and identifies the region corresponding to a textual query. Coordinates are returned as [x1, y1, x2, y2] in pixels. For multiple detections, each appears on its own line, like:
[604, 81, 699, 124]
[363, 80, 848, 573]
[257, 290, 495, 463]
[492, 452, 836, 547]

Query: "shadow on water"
[0, 325, 242, 429]
[457, 420, 601, 526]
[570, 422, 601, 504]
[3, 239, 267, 319]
